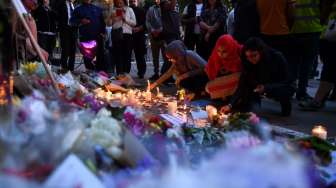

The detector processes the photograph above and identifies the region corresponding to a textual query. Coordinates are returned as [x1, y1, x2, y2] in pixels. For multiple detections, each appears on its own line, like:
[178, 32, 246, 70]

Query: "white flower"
[96, 108, 112, 118]
[87, 116, 122, 147]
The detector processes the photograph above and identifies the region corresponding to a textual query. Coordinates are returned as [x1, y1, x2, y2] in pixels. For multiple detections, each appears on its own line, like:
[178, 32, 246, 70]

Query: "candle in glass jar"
[167, 101, 177, 115]
[312, 125, 327, 140]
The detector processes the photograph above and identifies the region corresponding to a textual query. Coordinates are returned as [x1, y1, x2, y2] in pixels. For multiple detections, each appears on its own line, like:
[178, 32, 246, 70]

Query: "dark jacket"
[161, 9, 181, 44]
[54, 0, 73, 31]
[70, 3, 105, 41]
[233, 0, 260, 43]
[32, 5, 57, 33]
[131, 5, 146, 40]
[230, 49, 292, 106]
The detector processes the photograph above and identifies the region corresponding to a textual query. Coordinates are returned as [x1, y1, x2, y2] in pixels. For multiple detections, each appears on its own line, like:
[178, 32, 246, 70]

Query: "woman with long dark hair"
[221, 37, 294, 116]
[198, 0, 227, 60]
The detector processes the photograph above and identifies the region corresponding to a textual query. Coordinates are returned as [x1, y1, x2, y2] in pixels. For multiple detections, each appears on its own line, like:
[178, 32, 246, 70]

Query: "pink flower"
[248, 112, 260, 125]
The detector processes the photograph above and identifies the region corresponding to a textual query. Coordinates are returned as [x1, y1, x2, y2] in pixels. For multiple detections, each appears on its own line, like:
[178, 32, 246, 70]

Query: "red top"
[205, 35, 243, 80]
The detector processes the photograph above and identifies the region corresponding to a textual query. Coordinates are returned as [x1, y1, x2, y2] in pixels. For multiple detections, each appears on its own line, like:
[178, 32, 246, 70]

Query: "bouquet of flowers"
[293, 136, 336, 166]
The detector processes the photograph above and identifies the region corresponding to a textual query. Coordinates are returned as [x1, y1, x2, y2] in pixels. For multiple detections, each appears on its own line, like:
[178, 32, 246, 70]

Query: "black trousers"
[59, 27, 76, 71]
[184, 32, 201, 54]
[199, 33, 221, 61]
[38, 33, 56, 58]
[112, 34, 133, 75]
[320, 39, 336, 83]
[234, 85, 294, 112]
[132, 35, 147, 77]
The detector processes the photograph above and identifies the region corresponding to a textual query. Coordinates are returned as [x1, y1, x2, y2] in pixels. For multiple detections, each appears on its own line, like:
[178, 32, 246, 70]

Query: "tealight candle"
[167, 101, 177, 115]
[114, 93, 122, 99]
[206, 105, 218, 121]
[312, 125, 327, 140]
[145, 91, 152, 101]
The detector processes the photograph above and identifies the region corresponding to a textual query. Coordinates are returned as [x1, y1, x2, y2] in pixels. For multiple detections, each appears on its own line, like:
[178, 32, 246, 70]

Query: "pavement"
[130, 60, 336, 137]
[53, 52, 336, 137]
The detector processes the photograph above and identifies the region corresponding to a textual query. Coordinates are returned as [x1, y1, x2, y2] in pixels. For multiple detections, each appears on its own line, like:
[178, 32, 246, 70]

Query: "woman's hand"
[208, 26, 216, 33]
[149, 82, 157, 90]
[80, 18, 91, 25]
[41, 48, 49, 62]
[175, 73, 188, 86]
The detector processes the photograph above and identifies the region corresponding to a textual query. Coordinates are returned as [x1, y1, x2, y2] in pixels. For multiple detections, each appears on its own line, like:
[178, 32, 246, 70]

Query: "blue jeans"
[291, 32, 320, 97]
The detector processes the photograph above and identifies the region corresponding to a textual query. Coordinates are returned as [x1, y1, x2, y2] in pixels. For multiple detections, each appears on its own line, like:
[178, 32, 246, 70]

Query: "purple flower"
[124, 112, 145, 136]
[248, 112, 260, 125]
[83, 95, 104, 112]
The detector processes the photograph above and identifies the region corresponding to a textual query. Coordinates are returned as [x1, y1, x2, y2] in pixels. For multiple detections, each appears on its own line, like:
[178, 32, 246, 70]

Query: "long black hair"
[241, 37, 271, 69]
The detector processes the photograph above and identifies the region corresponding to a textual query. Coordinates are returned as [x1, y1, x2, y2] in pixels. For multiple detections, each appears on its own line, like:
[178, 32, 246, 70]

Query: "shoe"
[280, 100, 292, 116]
[149, 74, 159, 81]
[296, 93, 313, 101]
[299, 99, 323, 111]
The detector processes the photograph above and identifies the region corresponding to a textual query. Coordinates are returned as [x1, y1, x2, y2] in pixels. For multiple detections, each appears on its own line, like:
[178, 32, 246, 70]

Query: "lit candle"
[177, 89, 185, 101]
[206, 105, 218, 121]
[312, 125, 327, 140]
[147, 80, 151, 91]
[167, 101, 177, 115]
[183, 104, 187, 110]
[145, 90, 152, 101]
[114, 93, 122, 99]
[157, 92, 164, 99]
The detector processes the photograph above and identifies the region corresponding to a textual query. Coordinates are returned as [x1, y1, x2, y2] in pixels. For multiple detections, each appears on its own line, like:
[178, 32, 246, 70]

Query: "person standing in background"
[146, 0, 169, 80]
[71, 0, 106, 72]
[159, 0, 181, 77]
[32, 0, 57, 63]
[130, 0, 147, 78]
[111, 0, 136, 75]
[199, 0, 227, 61]
[290, 0, 324, 101]
[233, 0, 260, 44]
[256, 0, 295, 82]
[181, 0, 203, 52]
[54, 0, 77, 72]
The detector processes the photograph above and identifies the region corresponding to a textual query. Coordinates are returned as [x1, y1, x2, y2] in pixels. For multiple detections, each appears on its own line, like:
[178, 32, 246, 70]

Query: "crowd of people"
[16, 0, 336, 116]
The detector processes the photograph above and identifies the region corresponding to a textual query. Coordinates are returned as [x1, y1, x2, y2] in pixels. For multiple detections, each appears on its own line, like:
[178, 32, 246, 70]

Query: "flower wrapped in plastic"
[84, 108, 124, 159]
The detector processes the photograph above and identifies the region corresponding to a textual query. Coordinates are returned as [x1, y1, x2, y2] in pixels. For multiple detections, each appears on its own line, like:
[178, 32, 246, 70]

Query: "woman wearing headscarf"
[150, 40, 208, 95]
[205, 34, 242, 99]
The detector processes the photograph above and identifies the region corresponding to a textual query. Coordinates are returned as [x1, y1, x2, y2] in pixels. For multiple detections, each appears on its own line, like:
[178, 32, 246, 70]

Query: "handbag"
[111, 27, 123, 43]
[323, 19, 336, 42]
[79, 40, 97, 59]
